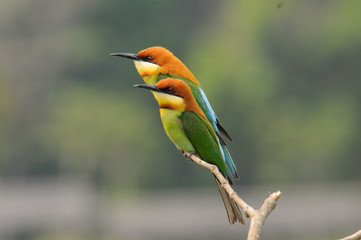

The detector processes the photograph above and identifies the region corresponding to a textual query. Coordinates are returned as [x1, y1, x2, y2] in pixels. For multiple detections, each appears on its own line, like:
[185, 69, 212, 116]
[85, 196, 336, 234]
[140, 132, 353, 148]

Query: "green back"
[180, 111, 228, 178]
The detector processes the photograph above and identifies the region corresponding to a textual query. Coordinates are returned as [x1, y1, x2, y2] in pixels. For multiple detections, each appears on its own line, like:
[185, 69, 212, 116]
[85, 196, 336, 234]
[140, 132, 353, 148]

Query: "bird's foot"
[182, 151, 196, 161]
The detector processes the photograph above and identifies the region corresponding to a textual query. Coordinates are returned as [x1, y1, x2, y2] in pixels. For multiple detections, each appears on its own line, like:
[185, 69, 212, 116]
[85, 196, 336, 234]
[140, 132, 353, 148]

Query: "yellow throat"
[134, 61, 160, 85]
[153, 92, 185, 112]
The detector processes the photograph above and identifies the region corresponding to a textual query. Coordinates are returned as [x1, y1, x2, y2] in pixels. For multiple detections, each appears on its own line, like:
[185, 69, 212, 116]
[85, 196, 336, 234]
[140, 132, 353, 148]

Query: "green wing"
[159, 73, 239, 180]
[180, 111, 229, 178]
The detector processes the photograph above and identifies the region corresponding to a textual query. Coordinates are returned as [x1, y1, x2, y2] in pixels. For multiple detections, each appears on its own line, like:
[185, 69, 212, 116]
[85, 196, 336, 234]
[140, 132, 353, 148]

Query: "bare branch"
[184, 153, 282, 240]
[247, 191, 282, 240]
[339, 230, 361, 240]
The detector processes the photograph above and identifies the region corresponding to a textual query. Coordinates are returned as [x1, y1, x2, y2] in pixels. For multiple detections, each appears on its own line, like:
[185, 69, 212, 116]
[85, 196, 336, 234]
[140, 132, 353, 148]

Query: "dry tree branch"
[339, 230, 361, 240]
[184, 152, 282, 240]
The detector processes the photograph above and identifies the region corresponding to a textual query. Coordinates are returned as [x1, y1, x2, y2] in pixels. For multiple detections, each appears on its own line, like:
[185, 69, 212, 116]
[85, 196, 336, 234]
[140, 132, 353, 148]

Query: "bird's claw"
[182, 151, 196, 160]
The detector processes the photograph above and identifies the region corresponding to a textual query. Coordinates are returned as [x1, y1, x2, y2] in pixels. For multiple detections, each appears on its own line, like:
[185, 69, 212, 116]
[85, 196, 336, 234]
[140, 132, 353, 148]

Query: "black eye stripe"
[160, 87, 183, 98]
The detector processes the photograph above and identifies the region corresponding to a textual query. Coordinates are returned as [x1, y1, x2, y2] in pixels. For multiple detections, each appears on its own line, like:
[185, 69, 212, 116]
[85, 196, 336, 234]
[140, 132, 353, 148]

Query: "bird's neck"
[156, 91, 210, 128]
[152, 91, 206, 120]
[153, 92, 186, 112]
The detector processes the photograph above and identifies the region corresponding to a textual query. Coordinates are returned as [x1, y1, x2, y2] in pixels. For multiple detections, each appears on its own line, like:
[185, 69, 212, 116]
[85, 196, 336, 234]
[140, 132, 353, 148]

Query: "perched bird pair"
[111, 47, 244, 224]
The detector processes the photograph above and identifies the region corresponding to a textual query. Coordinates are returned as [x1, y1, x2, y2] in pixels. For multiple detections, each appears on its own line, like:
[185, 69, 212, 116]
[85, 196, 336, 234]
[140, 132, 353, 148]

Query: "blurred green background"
[0, 0, 360, 240]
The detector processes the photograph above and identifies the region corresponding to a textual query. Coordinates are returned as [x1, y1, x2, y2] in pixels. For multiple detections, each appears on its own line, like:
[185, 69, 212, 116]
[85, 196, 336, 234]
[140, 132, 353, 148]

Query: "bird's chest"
[159, 109, 195, 152]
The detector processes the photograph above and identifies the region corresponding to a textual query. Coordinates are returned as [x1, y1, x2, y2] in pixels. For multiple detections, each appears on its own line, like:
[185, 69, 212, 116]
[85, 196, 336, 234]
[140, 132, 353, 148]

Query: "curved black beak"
[110, 52, 142, 61]
[133, 84, 160, 92]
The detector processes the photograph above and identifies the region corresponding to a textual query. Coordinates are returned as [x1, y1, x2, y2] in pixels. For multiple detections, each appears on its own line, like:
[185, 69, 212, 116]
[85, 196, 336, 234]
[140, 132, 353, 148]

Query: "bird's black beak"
[110, 52, 142, 61]
[133, 84, 161, 92]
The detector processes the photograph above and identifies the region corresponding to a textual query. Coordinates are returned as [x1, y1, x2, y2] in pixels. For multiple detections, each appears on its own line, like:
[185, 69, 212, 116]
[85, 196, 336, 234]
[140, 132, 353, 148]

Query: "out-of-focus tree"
[0, 0, 360, 191]
[188, 0, 361, 183]
[0, 0, 223, 190]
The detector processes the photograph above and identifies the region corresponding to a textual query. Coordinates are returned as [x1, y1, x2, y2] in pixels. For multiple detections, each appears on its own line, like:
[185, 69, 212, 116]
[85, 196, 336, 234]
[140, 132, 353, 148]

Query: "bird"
[133, 78, 244, 225]
[111, 46, 238, 182]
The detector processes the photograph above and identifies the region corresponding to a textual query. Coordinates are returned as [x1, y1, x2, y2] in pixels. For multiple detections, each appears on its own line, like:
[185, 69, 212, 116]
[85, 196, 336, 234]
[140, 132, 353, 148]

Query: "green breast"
[159, 108, 195, 153]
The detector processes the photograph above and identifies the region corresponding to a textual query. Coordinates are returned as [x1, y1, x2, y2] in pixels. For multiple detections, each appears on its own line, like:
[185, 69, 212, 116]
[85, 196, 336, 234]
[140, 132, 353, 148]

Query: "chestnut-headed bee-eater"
[134, 78, 244, 225]
[111, 46, 239, 182]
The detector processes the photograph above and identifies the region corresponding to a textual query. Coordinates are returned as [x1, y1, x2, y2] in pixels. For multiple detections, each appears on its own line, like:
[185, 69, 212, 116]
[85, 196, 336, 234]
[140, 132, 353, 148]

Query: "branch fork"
[184, 152, 282, 240]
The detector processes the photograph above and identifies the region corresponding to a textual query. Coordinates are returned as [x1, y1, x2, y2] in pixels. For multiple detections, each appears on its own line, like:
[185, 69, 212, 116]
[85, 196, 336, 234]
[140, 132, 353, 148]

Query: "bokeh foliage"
[0, 0, 360, 192]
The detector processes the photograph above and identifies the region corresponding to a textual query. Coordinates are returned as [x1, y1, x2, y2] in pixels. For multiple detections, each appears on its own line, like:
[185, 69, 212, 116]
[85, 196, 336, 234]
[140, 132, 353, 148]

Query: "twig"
[339, 230, 361, 240]
[184, 152, 282, 240]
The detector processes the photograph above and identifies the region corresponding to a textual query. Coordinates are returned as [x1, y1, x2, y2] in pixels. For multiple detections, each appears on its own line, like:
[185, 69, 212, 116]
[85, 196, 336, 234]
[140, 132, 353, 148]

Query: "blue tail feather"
[197, 86, 239, 181]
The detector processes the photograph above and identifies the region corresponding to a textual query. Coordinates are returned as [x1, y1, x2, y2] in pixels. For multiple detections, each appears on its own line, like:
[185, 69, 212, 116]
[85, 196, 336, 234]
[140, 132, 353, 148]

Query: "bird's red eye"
[166, 87, 175, 94]
[146, 56, 153, 62]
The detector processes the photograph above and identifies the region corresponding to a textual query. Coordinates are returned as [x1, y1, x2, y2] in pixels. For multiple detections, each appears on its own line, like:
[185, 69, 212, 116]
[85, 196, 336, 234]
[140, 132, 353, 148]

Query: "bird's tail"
[214, 176, 245, 225]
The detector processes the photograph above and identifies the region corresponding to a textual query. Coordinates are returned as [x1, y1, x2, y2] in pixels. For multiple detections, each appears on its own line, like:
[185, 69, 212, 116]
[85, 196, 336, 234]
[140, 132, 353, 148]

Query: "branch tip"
[270, 191, 282, 201]
[183, 152, 281, 240]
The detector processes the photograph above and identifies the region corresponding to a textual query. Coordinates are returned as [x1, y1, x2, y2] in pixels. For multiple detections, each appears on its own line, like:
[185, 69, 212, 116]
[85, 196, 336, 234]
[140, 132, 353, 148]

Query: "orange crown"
[156, 78, 205, 118]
